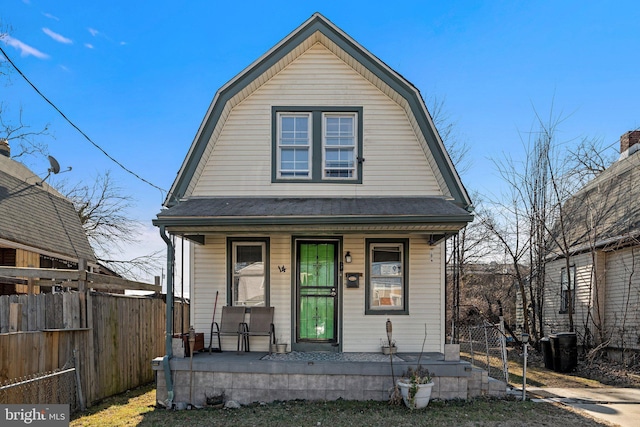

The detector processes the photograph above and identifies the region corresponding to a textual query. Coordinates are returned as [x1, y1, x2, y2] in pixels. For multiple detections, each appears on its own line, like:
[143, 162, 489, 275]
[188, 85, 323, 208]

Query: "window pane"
[370, 244, 404, 310]
[281, 148, 309, 176]
[280, 115, 309, 145]
[233, 244, 265, 306]
[323, 114, 356, 179]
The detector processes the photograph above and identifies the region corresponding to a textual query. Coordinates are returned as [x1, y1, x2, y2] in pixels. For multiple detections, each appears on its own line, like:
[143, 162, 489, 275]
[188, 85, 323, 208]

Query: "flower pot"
[396, 379, 434, 409]
[381, 346, 397, 355]
[276, 343, 287, 353]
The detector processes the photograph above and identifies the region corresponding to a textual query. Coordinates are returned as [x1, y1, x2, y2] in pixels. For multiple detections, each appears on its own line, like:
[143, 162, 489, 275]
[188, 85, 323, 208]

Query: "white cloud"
[43, 13, 59, 21]
[3, 35, 49, 59]
[84, 43, 94, 49]
[42, 28, 73, 44]
[88, 28, 99, 37]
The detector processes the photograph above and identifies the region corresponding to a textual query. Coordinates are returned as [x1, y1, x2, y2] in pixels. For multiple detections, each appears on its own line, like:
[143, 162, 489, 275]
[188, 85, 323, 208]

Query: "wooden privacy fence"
[0, 290, 189, 407]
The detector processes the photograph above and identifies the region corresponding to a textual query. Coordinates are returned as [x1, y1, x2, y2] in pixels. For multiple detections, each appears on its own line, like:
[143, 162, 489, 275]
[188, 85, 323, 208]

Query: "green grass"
[71, 383, 610, 427]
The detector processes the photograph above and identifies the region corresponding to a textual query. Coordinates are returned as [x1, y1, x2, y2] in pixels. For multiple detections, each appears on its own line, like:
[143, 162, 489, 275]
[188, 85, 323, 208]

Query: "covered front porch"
[152, 348, 506, 407]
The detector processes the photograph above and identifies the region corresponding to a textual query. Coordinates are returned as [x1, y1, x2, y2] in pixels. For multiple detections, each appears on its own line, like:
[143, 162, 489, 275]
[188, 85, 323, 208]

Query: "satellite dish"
[37, 155, 70, 186]
[48, 156, 61, 174]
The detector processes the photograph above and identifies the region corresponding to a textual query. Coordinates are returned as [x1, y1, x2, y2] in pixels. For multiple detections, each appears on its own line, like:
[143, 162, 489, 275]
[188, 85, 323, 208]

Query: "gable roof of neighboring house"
[0, 154, 96, 263]
[549, 149, 640, 256]
[163, 12, 472, 212]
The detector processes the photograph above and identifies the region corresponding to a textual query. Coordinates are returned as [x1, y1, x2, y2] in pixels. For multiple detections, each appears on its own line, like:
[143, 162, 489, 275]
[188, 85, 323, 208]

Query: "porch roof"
[153, 196, 473, 233]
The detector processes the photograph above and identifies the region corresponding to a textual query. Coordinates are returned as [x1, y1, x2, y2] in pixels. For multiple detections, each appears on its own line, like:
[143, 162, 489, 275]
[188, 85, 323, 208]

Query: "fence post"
[499, 316, 509, 383]
[78, 259, 87, 329]
[484, 322, 490, 374]
[73, 349, 86, 411]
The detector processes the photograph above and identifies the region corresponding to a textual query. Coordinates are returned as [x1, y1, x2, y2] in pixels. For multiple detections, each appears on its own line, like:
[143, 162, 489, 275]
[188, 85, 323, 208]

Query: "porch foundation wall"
[152, 353, 506, 406]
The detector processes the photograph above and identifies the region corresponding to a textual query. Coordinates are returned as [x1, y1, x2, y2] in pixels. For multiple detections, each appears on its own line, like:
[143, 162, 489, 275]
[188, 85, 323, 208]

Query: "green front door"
[296, 241, 339, 350]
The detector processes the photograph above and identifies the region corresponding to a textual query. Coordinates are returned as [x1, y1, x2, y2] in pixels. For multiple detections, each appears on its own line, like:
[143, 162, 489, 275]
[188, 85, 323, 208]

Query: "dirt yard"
[509, 346, 640, 389]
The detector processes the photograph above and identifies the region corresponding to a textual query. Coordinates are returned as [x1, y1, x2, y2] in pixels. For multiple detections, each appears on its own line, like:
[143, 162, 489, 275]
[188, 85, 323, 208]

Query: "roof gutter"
[159, 225, 175, 408]
[153, 214, 474, 228]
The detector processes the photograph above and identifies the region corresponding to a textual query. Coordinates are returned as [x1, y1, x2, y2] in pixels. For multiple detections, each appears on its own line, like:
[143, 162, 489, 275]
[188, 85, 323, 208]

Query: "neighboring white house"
[544, 131, 640, 356]
[154, 13, 473, 354]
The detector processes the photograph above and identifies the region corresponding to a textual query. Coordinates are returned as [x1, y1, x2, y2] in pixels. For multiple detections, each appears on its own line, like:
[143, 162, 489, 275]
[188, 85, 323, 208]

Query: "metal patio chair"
[209, 306, 246, 353]
[239, 307, 276, 353]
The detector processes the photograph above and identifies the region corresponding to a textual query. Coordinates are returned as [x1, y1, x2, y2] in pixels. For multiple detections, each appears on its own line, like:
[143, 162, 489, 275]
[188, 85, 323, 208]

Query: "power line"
[0, 45, 167, 197]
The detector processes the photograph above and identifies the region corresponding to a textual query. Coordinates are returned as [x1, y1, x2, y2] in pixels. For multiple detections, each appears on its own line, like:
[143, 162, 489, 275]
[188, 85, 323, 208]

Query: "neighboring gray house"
[544, 131, 640, 356]
[0, 140, 95, 294]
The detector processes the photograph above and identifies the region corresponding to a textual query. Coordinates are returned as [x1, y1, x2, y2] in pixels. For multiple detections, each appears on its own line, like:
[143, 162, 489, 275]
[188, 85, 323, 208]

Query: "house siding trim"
[165, 13, 471, 210]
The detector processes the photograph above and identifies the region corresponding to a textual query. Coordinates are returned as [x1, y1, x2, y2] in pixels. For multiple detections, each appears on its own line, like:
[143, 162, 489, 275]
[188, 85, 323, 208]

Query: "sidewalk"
[527, 387, 640, 427]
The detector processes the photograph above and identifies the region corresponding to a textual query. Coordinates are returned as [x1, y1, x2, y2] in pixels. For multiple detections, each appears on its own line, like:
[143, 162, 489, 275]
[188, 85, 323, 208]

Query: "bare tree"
[0, 103, 51, 160]
[482, 106, 578, 340]
[54, 171, 162, 280]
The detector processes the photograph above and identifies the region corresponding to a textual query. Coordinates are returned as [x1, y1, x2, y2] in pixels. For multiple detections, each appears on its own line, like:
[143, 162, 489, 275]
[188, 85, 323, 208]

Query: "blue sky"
[2, 0, 639, 278]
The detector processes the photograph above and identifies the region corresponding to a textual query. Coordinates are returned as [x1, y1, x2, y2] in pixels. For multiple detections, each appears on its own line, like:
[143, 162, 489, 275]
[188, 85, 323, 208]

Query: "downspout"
[160, 225, 175, 408]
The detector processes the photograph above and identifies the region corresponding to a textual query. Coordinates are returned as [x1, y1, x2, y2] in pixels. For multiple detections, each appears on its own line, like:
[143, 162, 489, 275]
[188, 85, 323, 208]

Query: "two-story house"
[153, 13, 478, 405]
[544, 131, 640, 359]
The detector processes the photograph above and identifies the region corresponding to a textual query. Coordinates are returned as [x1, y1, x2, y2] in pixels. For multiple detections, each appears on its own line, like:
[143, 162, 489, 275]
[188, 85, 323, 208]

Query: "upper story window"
[279, 114, 311, 178]
[272, 107, 363, 183]
[323, 114, 356, 179]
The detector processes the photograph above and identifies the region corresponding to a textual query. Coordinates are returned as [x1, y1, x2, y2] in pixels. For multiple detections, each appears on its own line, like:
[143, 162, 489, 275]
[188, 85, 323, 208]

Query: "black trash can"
[549, 332, 577, 373]
[540, 337, 553, 369]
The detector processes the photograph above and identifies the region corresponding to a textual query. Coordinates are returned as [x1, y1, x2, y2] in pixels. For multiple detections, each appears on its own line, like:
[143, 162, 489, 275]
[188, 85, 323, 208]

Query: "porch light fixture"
[344, 251, 352, 263]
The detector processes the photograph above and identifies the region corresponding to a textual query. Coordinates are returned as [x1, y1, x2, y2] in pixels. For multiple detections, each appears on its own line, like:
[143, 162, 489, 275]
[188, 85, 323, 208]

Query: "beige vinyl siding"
[191, 43, 441, 197]
[604, 247, 640, 351]
[334, 234, 444, 353]
[191, 233, 444, 352]
[191, 236, 227, 349]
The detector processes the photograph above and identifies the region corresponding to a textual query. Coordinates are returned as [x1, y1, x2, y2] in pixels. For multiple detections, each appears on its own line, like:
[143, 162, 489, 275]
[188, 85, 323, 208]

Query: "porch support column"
[160, 225, 175, 407]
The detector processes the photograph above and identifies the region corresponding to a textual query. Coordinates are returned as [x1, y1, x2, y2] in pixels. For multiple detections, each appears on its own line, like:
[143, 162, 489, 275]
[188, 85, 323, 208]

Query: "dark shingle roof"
[154, 197, 473, 228]
[550, 153, 640, 253]
[0, 164, 95, 262]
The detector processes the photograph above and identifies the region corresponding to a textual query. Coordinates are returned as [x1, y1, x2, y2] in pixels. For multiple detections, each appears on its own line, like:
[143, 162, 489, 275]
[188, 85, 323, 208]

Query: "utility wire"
[0, 45, 167, 197]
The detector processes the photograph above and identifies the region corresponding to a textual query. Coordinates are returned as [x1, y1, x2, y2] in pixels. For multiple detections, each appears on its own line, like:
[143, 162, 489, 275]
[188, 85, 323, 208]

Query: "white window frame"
[277, 112, 312, 179]
[231, 241, 267, 307]
[322, 113, 358, 180]
[366, 240, 408, 314]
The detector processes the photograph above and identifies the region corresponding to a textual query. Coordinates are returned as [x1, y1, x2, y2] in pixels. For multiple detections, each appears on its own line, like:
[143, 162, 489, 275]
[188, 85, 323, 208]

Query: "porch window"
[365, 239, 409, 315]
[229, 239, 269, 307]
[272, 107, 363, 183]
[560, 265, 575, 314]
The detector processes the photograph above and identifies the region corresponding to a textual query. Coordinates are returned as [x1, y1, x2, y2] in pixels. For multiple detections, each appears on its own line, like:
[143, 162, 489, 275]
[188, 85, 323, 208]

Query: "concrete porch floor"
[152, 350, 506, 406]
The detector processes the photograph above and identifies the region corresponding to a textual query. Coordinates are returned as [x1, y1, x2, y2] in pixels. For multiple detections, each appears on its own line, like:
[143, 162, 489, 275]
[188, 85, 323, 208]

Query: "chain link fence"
[456, 320, 509, 383]
[0, 356, 79, 413]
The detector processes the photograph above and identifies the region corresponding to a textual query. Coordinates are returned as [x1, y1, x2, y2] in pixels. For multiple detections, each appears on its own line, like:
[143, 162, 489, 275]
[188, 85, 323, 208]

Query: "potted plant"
[396, 365, 434, 409]
[380, 338, 397, 355]
[270, 337, 288, 354]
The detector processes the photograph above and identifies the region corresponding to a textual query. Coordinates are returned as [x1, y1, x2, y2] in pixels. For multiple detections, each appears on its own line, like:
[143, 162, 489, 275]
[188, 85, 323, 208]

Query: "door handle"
[330, 288, 336, 297]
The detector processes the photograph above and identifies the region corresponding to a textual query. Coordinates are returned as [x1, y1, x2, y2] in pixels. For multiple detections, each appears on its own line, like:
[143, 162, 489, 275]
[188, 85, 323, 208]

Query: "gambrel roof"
[164, 13, 471, 211]
[0, 155, 95, 263]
